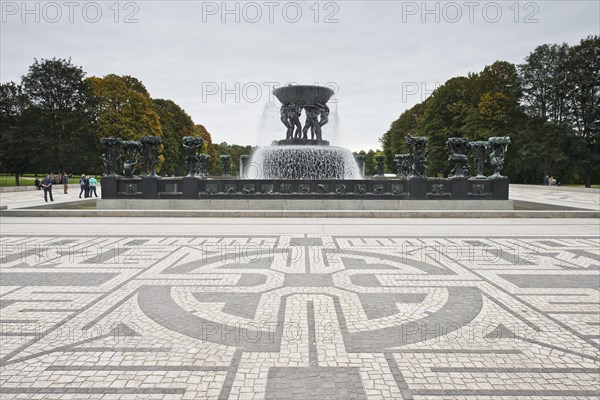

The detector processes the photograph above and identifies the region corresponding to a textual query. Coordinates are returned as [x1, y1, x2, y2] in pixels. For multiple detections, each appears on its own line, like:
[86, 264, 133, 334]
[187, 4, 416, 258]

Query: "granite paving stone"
[0, 217, 598, 399]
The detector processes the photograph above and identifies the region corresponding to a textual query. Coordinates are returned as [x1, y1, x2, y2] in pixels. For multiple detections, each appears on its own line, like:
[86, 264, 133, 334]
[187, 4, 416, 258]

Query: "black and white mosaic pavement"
[1, 233, 599, 399]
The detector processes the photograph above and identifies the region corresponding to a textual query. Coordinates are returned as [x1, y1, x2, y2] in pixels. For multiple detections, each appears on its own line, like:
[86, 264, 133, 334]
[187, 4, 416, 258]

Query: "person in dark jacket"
[79, 175, 86, 198]
[61, 172, 69, 194]
[84, 175, 90, 197]
[41, 173, 54, 202]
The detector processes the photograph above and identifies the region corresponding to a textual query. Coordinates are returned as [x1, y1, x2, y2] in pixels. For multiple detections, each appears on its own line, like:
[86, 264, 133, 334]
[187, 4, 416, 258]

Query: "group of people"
[79, 174, 98, 198]
[544, 174, 559, 186]
[34, 173, 98, 202]
[34, 173, 69, 192]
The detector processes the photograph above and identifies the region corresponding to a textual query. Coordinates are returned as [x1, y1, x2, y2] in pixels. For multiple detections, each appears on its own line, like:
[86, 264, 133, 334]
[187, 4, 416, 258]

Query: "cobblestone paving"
[0, 233, 599, 399]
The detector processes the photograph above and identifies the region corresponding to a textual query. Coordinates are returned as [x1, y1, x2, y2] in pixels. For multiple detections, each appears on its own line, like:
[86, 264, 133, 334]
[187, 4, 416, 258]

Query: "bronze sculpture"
[447, 137, 471, 178]
[488, 136, 510, 178]
[121, 140, 142, 177]
[406, 134, 428, 179]
[100, 137, 123, 177]
[140, 136, 162, 177]
[182, 136, 204, 178]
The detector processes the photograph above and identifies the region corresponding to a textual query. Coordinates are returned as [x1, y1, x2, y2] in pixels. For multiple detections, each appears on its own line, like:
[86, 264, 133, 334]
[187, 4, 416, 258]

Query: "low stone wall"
[6, 207, 599, 218]
[97, 199, 514, 211]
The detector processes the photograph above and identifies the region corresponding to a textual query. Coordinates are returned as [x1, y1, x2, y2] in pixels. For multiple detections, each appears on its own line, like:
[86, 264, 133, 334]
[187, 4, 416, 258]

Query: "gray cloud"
[1, 0, 598, 150]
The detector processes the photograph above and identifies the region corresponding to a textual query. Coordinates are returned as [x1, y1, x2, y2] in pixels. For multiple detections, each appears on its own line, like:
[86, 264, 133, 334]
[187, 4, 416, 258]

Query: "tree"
[518, 36, 600, 186]
[88, 74, 162, 140]
[419, 77, 471, 176]
[354, 149, 379, 176]
[564, 35, 600, 187]
[380, 102, 426, 171]
[194, 124, 218, 174]
[20, 58, 99, 174]
[519, 43, 570, 122]
[474, 61, 523, 137]
[506, 120, 576, 184]
[214, 142, 255, 176]
[89, 74, 164, 172]
[152, 99, 195, 176]
[381, 61, 524, 179]
[0, 82, 32, 184]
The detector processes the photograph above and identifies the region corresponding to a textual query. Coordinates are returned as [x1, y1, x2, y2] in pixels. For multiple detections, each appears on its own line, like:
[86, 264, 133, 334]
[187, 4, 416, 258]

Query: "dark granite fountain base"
[101, 176, 508, 201]
[277, 138, 330, 146]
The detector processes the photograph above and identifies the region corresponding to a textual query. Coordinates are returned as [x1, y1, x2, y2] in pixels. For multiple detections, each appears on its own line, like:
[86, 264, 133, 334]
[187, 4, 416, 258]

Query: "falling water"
[328, 102, 340, 144]
[257, 102, 281, 146]
[252, 89, 352, 180]
[248, 145, 361, 180]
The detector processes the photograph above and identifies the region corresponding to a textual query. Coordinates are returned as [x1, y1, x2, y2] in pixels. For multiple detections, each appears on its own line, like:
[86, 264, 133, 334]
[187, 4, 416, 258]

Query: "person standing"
[83, 175, 91, 198]
[79, 175, 86, 198]
[89, 176, 98, 197]
[61, 172, 69, 194]
[41, 173, 54, 202]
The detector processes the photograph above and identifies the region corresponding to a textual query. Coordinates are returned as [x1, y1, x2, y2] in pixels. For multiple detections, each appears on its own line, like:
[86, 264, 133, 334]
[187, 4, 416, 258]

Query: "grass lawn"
[0, 175, 36, 187]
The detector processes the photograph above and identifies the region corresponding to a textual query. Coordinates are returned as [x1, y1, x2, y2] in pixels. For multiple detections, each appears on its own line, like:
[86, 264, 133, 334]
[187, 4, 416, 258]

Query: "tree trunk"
[15, 173, 20, 186]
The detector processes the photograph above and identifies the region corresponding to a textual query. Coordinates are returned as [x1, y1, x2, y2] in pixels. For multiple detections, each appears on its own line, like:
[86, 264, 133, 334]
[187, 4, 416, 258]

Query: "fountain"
[99, 83, 510, 205]
[248, 85, 361, 180]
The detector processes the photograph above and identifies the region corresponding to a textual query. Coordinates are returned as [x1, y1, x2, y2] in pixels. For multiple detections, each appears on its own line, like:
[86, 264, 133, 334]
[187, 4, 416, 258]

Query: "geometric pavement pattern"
[0, 234, 599, 399]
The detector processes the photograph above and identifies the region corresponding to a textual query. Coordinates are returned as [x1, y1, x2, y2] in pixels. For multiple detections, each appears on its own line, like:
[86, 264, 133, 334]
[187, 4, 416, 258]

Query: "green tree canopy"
[88, 74, 162, 140]
[353, 149, 381, 176]
[152, 99, 195, 176]
[519, 43, 570, 122]
[194, 124, 218, 174]
[0, 82, 33, 184]
[564, 35, 600, 186]
[1, 59, 220, 181]
[381, 37, 599, 185]
[19, 58, 99, 174]
[213, 142, 255, 176]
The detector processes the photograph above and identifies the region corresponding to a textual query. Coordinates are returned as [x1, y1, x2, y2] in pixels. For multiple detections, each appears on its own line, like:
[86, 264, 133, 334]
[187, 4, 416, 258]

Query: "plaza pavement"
[0, 188, 599, 399]
[0, 186, 100, 210]
[509, 185, 600, 211]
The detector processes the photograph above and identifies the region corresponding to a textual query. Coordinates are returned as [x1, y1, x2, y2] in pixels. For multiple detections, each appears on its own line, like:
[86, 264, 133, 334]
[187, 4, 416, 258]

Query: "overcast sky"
[1, 0, 598, 150]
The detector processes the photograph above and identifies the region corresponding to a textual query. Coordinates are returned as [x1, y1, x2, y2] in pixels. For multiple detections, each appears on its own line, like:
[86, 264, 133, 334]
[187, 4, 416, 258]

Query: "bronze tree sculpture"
[220, 155, 231, 176]
[140, 136, 162, 177]
[447, 137, 471, 178]
[121, 140, 142, 177]
[375, 155, 385, 176]
[182, 136, 204, 178]
[197, 154, 211, 176]
[488, 136, 510, 178]
[470, 141, 490, 178]
[100, 137, 123, 176]
[406, 135, 428, 179]
[394, 154, 411, 177]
